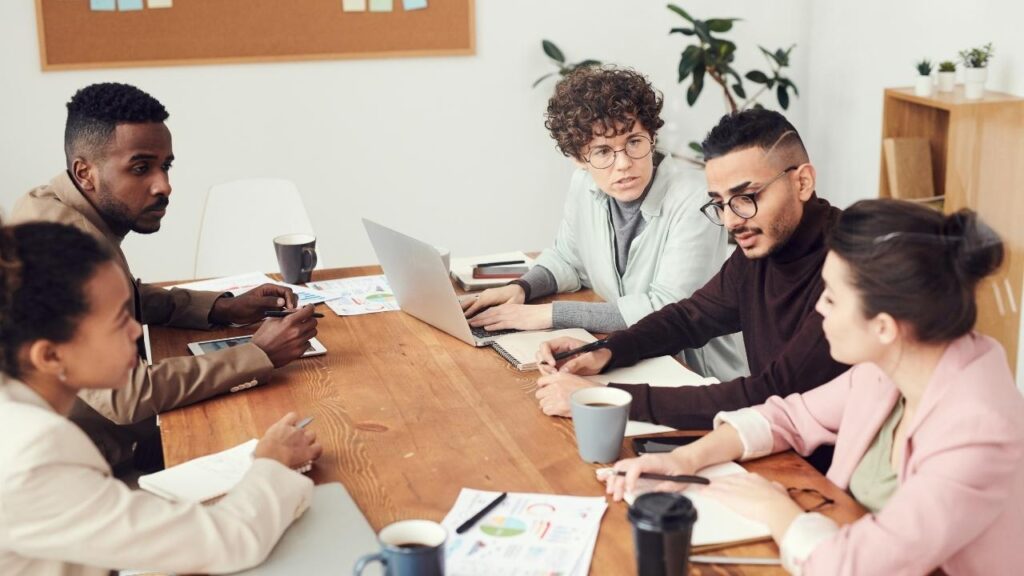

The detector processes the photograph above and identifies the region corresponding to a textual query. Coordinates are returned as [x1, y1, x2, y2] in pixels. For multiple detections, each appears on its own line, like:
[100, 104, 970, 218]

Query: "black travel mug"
[628, 492, 698, 576]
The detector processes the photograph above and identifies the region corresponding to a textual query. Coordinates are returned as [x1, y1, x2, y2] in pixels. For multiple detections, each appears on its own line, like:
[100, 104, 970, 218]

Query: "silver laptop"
[363, 218, 514, 347]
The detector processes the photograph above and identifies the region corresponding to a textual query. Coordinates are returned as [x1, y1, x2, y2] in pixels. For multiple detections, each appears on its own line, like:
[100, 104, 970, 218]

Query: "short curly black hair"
[64, 82, 169, 163]
[545, 66, 664, 161]
[0, 221, 112, 378]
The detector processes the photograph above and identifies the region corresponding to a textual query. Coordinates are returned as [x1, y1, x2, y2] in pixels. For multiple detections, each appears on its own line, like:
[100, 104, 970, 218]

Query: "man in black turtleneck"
[536, 109, 849, 433]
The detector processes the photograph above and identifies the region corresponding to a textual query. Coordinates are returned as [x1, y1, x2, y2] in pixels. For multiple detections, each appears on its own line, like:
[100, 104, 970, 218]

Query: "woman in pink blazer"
[608, 199, 1024, 575]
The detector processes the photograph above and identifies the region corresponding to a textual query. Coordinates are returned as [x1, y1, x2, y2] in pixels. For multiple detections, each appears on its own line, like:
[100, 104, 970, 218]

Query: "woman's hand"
[254, 412, 323, 469]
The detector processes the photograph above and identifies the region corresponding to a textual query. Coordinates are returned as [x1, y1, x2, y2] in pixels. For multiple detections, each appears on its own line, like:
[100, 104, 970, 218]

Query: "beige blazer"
[11, 172, 274, 465]
[0, 377, 313, 576]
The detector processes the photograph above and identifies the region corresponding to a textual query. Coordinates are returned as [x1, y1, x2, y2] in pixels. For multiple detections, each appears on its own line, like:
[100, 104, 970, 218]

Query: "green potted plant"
[532, 40, 601, 88]
[959, 43, 994, 100]
[937, 60, 957, 93]
[915, 59, 933, 97]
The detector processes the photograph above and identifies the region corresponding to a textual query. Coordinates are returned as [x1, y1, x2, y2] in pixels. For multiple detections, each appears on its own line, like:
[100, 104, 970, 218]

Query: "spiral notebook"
[490, 328, 596, 370]
[139, 439, 312, 503]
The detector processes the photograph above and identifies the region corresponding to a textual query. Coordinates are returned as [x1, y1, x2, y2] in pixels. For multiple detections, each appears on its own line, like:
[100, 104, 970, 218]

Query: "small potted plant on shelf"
[915, 59, 933, 97]
[937, 60, 956, 93]
[959, 42, 994, 100]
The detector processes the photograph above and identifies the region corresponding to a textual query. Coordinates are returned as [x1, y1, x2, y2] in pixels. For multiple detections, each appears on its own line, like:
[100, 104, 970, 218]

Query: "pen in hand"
[264, 310, 324, 318]
[551, 338, 611, 363]
[296, 416, 315, 429]
[614, 470, 710, 485]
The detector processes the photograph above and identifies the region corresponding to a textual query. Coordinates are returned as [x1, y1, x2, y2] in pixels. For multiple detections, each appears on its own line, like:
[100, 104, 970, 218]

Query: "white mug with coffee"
[570, 387, 632, 463]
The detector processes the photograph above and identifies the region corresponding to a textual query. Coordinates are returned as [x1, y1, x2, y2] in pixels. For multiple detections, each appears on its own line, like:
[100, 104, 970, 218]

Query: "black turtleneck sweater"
[605, 196, 848, 429]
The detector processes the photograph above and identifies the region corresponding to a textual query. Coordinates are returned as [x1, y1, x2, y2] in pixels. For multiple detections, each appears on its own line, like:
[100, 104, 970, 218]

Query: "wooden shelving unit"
[879, 86, 1024, 373]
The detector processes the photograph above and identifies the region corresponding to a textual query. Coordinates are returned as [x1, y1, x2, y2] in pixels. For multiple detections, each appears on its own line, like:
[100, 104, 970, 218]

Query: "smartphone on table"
[631, 435, 703, 455]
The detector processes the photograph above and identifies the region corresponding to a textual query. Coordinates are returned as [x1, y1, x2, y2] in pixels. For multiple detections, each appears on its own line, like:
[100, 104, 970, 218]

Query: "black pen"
[474, 260, 526, 268]
[614, 470, 710, 485]
[455, 492, 507, 534]
[264, 310, 324, 318]
[551, 338, 611, 362]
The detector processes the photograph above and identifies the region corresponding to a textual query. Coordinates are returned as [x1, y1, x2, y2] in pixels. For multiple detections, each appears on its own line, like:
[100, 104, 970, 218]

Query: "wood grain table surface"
[154, 266, 865, 575]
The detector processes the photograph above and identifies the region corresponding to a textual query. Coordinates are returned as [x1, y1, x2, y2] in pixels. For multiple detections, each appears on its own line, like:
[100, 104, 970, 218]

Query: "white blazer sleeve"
[1, 419, 312, 575]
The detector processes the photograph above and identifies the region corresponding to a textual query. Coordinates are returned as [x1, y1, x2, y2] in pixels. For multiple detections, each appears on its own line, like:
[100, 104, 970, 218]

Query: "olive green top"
[849, 398, 905, 514]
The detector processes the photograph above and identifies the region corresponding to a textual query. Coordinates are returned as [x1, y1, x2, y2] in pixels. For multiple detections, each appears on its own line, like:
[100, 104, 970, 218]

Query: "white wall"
[804, 0, 1024, 209]
[2, 1, 1021, 282]
[0, 0, 808, 282]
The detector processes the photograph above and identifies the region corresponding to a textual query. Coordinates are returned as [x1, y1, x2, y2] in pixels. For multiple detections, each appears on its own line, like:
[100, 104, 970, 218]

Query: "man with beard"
[11, 83, 318, 473]
[535, 109, 849, 437]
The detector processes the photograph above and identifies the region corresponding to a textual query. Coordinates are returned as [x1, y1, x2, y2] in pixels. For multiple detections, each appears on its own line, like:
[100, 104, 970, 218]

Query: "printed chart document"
[306, 275, 400, 316]
[588, 355, 719, 437]
[168, 272, 337, 306]
[596, 462, 771, 547]
[442, 489, 607, 576]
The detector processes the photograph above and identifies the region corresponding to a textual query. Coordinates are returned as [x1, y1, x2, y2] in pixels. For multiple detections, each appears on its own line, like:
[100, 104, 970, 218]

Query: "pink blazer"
[752, 332, 1024, 575]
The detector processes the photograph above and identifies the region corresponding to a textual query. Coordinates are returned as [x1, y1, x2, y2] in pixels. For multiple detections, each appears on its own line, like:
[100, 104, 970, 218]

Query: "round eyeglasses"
[699, 165, 798, 226]
[584, 135, 655, 169]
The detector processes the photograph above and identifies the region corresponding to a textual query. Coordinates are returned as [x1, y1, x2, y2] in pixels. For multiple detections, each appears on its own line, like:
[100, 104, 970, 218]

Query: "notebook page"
[490, 328, 596, 369]
[588, 355, 719, 436]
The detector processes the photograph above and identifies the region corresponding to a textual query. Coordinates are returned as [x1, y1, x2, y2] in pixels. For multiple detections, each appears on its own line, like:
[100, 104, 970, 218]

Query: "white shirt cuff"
[780, 512, 839, 575]
[714, 408, 774, 460]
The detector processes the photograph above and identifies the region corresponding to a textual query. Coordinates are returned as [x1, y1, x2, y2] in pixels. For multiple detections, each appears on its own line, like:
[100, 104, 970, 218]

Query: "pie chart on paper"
[479, 515, 527, 537]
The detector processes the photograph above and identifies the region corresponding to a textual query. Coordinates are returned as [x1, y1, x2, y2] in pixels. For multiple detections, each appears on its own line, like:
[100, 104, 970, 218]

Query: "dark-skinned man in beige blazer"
[10, 82, 319, 473]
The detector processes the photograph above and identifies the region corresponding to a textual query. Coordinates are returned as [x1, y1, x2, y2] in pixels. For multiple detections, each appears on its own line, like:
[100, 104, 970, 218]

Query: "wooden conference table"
[154, 266, 865, 575]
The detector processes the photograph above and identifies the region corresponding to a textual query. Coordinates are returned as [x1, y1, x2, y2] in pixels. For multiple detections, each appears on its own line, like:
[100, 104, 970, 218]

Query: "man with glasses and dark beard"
[535, 109, 849, 456]
[11, 83, 318, 474]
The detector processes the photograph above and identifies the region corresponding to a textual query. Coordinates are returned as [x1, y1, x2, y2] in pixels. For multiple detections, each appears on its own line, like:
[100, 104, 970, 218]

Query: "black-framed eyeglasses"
[584, 135, 655, 169]
[787, 487, 835, 512]
[699, 165, 799, 226]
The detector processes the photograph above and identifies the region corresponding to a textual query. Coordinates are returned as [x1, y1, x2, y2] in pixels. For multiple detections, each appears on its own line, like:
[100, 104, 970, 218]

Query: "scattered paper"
[369, 0, 393, 12]
[168, 272, 338, 306]
[306, 275, 400, 316]
[148, 0, 173, 8]
[342, 0, 367, 11]
[118, 0, 143, 10]
[403, 0, 428, 9]
[442, 489, 606, 576]
[90, 0, 116, 10]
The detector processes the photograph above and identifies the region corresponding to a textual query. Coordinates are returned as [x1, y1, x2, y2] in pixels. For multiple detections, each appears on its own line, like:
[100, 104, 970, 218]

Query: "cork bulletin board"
[35, 0, 475, 71]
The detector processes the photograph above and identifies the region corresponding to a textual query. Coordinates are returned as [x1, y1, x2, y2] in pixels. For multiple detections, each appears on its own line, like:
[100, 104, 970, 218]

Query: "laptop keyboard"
[471, 325, 518, 339]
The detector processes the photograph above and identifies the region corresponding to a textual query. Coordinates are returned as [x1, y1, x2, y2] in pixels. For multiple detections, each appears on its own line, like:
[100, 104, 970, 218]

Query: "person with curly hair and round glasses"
[463, 66, 747, 382]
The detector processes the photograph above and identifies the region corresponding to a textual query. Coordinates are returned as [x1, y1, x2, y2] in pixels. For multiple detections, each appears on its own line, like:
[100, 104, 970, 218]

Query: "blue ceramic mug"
[354, 519, 446, 576]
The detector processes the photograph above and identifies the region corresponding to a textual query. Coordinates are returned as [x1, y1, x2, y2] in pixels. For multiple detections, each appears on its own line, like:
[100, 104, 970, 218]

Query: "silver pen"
[296, 416, 314, 429]
[689, 555, 781, 566]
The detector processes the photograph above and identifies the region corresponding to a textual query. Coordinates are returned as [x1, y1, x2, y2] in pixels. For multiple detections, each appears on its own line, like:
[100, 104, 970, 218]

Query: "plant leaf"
[745, 70, 769, 84]
[689, 141, 704, 154]
[542, 40, 565, 63]
[694, 20, 711, 43]
[532, 73, 555, 88]
[687, 63, 705, 106]
[780, 77, 800, 97]
[670, 27, 696, 36]
[732, 82, 746, 99]
[678, 45, 702, 82]
[759, 45, 779, 64]
[777, 84, 790, 110]
[576, 59, 602, 69]
[706, 18, 739, 32]
[667, 4, 694, 22]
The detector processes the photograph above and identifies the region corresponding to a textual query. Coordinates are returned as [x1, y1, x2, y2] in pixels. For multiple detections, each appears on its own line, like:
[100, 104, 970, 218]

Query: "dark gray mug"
[354, 519, 446, 576]
[274, 233, 318, 284]
[570, 387, 632, 463]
